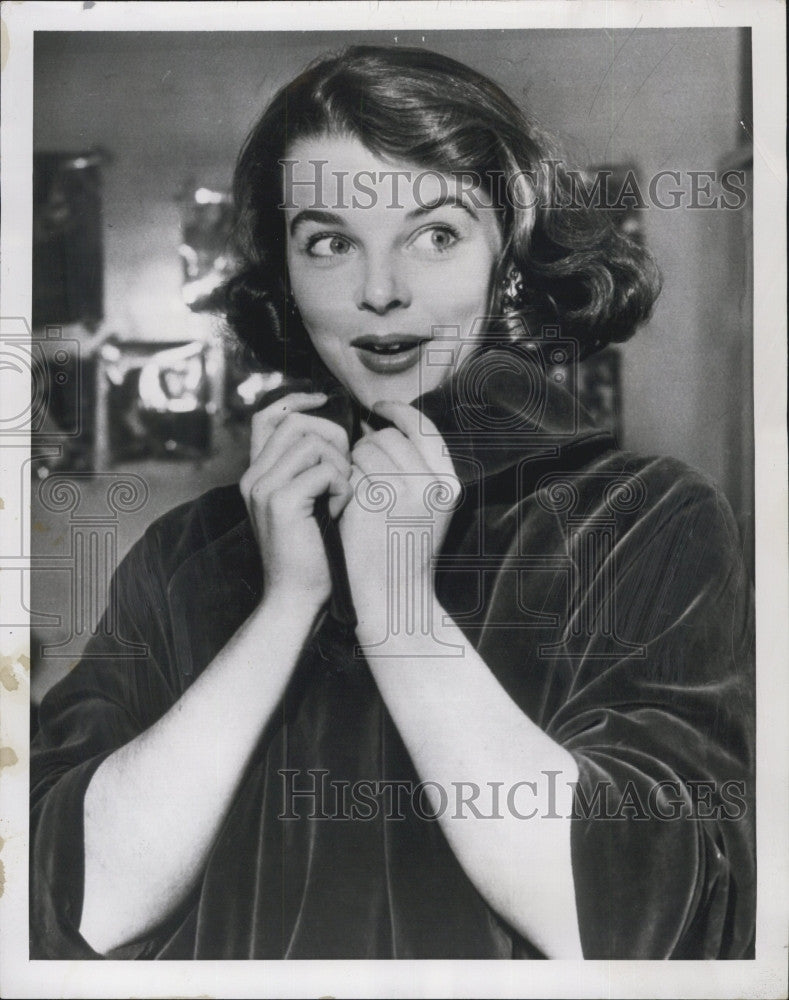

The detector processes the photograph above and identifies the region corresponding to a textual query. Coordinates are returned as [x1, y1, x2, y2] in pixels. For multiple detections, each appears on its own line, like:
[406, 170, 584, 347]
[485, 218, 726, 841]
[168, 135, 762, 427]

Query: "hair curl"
[222, 45, 661, 376]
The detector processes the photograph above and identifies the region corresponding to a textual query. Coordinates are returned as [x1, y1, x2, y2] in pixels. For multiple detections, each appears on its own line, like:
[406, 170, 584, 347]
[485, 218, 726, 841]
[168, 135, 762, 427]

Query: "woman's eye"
[305, 234, 353, 257]
[410, 225, 460, 254]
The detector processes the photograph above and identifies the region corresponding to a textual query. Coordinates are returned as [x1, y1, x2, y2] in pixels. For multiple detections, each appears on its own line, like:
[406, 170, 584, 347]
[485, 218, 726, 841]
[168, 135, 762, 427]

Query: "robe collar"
[167, 345, 615, 679]
[303, 344, 614, 486]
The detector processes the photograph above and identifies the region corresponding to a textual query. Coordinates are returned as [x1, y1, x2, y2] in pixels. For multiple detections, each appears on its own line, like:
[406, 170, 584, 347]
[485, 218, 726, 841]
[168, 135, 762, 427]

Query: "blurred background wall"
[30, 29, 752, 701]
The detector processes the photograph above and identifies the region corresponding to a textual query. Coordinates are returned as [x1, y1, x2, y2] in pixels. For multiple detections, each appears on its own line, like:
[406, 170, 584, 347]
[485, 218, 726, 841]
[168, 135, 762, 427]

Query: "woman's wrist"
[255, 585, 327, 637]
[353, 576, 443, 651]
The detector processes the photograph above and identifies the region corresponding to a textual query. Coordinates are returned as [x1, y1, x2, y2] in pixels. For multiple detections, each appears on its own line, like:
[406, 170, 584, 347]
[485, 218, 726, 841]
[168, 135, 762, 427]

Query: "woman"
[30, 45, 755, 960]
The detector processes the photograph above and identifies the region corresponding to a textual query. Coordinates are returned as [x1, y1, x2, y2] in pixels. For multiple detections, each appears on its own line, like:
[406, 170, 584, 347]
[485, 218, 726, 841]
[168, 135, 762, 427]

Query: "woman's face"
[284, 134, 503, 410]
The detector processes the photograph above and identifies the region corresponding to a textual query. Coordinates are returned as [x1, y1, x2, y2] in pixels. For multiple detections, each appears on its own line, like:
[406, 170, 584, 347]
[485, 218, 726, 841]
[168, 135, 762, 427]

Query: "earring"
[501, 266, 524, 314]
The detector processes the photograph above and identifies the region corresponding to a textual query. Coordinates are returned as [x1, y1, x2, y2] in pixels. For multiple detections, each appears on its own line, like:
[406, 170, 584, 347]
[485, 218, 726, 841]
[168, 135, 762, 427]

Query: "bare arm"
[354, 598, 582, 959]
[80, 592, 319, 953]
[79, 392, 353, 954]
[342, 401, 582, 958]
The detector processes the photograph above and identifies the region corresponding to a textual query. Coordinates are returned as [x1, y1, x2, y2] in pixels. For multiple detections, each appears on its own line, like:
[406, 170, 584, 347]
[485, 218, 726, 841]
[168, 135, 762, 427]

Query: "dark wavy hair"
[223, 45, 661, 376]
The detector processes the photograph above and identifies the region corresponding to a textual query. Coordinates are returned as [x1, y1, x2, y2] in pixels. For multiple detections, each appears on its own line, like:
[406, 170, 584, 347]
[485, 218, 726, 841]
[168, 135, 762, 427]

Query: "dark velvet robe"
[30, 353, 755, 959]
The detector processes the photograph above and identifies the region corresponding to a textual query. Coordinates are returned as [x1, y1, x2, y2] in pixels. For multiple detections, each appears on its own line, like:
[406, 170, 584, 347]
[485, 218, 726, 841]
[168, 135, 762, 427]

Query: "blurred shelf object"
[222, 337, 285, 423]
[95, 336, 215, 468]
[33, 148, 111, 332]
[177, 182, 235, 312]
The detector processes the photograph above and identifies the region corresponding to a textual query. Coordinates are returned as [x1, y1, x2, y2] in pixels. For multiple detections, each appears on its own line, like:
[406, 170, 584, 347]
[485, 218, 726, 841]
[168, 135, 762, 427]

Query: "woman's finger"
[362, 426, 429, 473]
[265, 432, 351, 485]
[252, 408, 350, 469]
[372, 400, 452, 474]
[273, 461, 353, 516]
[250, 391, 328, 458]
[241, 434, 351, 504]
[326, 470, 355, 519]
[351, 437, 400, 476]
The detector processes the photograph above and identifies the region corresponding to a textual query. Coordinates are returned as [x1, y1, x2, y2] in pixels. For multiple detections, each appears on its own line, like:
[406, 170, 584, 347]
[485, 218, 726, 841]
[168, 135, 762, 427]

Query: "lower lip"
[354, 342, 425, 375]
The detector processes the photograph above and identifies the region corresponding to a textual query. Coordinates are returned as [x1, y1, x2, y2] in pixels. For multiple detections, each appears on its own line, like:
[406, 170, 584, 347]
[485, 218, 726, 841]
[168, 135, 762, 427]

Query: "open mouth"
[362, 342, 418, 355]
[351, 335, 429, 374]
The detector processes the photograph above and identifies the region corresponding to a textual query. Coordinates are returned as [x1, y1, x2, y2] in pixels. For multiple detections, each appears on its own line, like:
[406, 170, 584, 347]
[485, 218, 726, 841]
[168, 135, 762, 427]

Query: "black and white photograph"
[0, 2, 786, 997]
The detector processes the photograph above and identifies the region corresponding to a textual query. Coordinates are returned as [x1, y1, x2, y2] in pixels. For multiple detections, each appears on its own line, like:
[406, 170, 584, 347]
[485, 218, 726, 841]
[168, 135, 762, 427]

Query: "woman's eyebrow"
[407, 195, 480, 221]
[288, 197, 480, 235]
[289, 209, 345, 236]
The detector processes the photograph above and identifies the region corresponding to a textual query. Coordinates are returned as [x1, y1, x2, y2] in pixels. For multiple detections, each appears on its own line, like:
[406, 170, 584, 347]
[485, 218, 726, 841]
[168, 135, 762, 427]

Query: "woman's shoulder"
[542, 445, 744, 550]
[571, 446, 734, 509]
[133, 483, 250, 582]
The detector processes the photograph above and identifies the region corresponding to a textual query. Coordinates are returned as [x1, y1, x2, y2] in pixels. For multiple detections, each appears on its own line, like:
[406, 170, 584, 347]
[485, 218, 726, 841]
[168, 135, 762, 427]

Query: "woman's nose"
[356, 256, 411, 315]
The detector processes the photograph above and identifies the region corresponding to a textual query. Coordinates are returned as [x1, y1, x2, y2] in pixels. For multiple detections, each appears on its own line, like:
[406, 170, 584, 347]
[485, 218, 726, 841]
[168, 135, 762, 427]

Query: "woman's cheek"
[292, 284, 346, 339]
[294, 269, 358, 331]
[422, 258, 496, 326]
[430, 291, 491, 343]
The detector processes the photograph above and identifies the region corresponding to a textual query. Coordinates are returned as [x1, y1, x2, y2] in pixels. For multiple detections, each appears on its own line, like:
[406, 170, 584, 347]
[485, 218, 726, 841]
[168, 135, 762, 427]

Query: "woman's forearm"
[355, 591, 583, 959]
[79, 592, 319, 955]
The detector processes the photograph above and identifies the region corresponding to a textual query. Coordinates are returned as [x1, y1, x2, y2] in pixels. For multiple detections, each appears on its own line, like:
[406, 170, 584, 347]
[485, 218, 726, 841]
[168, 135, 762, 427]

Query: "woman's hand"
[340, 400, 461, 627]
[240, 391, 353, 613]
[81, 392, 354, 954]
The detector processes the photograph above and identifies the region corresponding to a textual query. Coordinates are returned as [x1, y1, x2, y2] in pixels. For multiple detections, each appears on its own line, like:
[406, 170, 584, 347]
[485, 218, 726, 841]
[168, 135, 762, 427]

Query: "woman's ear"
[501, 264, 525, 315]
[491, 256, 532, 344]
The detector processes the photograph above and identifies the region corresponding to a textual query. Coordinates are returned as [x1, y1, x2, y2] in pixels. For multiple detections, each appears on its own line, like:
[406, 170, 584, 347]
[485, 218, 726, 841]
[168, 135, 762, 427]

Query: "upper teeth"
[368, 342, 415, 354]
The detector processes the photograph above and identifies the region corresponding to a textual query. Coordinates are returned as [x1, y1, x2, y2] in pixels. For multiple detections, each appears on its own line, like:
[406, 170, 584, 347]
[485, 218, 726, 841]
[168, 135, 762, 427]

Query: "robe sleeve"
[30, 522, 180, 959]
[544, 468, 755, 958]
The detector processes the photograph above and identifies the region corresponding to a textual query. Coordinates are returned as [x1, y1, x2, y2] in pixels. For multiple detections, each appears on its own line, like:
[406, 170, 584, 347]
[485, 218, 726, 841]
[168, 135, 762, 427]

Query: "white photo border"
[1, 2, 786, 998]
